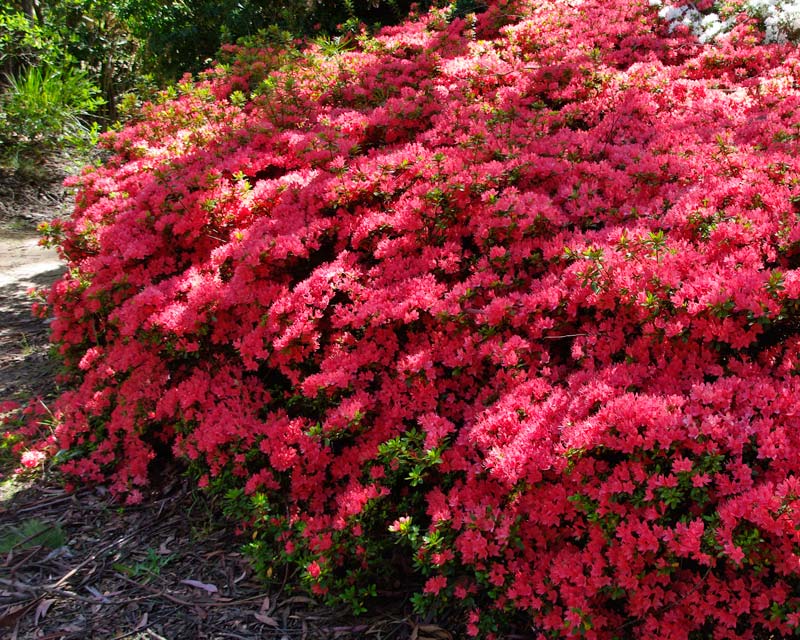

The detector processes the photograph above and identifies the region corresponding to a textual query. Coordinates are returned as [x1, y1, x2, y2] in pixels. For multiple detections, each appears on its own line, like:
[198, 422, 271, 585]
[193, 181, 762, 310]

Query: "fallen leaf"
[33, 598, 54, 626]
[282, 595, 315, 605]
[0, 604, 30, 628]
[179, 579, 218, 593]
[411, 623, 453, 640]
[254, 612, 279, 627]
[259, 595, 271, 613]
[135, 612, 148, 630]
[85, 585, 111, 603]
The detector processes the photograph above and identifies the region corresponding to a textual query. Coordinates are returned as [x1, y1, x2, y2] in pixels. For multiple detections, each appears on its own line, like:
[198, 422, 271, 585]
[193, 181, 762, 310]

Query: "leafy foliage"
[0, 65, 103, 157]
[116, 0, 426, 82]
[0, 6, 61, 74]
[0, 2, 121, 161]
[0, 518, 65, 553]
[8, 0, 800, 637]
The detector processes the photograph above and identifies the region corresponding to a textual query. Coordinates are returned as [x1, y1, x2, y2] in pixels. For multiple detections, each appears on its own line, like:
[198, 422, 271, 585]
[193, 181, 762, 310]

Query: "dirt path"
[0, 230, 63, 402]
[0, 156, 73, 402]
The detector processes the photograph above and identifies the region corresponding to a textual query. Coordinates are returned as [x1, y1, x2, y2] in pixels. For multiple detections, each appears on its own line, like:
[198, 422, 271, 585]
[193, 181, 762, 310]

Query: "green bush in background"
[0, 2, 112, 162]
[117, 0, 425, 82]
[0, 66, 102, 161]
[0, 8, 61, 76]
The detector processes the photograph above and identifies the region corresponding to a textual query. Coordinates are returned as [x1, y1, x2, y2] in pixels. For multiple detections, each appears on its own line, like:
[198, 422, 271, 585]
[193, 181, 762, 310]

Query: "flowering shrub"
[10, 0, 800, 636]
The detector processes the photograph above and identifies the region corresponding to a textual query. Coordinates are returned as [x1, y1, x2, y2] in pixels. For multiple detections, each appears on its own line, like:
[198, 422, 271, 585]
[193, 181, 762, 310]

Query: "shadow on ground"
[0, 232, 64, 403]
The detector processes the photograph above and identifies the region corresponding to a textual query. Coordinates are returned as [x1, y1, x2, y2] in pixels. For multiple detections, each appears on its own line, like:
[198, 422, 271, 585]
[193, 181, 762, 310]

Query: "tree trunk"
[33, 0, 44, 24]
[21, 0, 35, 23]
[101, 55, 117, 121]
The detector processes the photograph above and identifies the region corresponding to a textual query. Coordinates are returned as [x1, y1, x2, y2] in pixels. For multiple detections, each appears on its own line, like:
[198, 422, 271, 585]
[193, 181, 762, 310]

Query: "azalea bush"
[9, 0, 800, 637]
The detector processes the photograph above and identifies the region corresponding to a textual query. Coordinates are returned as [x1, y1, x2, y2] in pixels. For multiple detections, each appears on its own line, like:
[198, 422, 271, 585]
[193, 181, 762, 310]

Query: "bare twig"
[113, 572, 273, 609]
[46, 532, 137, 592]
[12, 495, 74, 515]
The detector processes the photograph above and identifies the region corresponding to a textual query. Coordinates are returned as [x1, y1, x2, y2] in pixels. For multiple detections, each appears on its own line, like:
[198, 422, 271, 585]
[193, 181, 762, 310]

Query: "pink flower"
[0, 401, 20, 414]
[672, 457, 693, 474]
[307, 561, 321, 579]
[20, 450, 46, 469]
[423, 575, 447, 595]
[725, 544, 746, 566]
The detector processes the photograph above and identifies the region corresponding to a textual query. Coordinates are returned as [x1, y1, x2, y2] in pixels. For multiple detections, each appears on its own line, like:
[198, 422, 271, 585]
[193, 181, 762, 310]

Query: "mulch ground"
[0, 153, 73, 403]
[0, 477, 423, 640]
[0, 154, 74, 230]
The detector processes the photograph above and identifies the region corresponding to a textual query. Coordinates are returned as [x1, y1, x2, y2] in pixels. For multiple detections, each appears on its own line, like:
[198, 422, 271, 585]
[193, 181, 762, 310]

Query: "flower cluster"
[11, 0, 800, 636]
[654, 0, 800, 43]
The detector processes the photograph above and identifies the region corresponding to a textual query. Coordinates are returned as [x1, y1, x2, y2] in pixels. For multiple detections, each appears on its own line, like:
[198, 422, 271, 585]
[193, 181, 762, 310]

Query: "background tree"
[117, 0, 424, 81]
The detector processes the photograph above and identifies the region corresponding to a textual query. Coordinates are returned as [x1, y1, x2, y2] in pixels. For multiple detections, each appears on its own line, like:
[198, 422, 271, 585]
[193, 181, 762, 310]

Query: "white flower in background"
[655, 0, 800, 43]
[772, 1, 800, 41]
[659, 3, 689, 22]
[744, 0, 777, 18]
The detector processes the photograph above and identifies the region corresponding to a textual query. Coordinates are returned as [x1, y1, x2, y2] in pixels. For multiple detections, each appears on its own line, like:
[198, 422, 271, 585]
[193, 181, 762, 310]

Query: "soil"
[0, 231, 63, 403]
[0, 155, 73, 404]
[0, 157, 430, 640]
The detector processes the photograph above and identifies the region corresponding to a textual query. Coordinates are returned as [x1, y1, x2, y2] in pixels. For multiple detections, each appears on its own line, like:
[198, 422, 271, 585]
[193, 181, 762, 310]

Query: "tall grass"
[0, 65, 103, 162]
